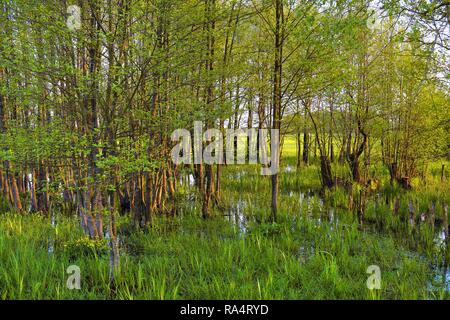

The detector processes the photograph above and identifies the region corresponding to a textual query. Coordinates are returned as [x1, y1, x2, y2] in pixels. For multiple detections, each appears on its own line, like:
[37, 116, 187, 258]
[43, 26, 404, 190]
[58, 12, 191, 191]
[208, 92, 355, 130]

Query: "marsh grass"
[0, 146, 448, 300]
[0, 207, 445, 300]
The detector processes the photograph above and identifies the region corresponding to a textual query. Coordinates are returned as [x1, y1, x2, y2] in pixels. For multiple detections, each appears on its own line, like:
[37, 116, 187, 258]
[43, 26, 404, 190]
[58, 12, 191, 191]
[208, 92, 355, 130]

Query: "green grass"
[0, 140, 449, 300]
[0, 212, 442, 299]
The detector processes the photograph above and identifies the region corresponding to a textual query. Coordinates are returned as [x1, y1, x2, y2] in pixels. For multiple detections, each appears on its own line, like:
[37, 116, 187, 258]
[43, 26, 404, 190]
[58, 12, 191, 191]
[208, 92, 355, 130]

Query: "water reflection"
[47, 212, 56, 254]
[225, 199, 247, 234]
[435, 228, 448, 248]
[180, 174, 195, 187]
[429, 267, 450, 293]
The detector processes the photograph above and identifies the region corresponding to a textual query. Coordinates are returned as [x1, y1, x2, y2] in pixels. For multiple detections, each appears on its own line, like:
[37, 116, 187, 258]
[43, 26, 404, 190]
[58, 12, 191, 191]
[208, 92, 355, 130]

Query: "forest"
[0, 0, 449, 300]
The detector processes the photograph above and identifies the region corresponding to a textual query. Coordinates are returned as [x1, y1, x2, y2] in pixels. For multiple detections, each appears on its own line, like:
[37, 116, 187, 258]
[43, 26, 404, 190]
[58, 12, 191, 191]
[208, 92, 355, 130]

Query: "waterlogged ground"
[0, 162, 449, 300]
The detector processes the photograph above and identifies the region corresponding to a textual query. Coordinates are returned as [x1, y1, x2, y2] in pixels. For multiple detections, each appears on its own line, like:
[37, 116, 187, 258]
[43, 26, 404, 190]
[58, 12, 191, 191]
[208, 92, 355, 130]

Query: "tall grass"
[0, 146, 448, 300]
[0, 210, 444, 300]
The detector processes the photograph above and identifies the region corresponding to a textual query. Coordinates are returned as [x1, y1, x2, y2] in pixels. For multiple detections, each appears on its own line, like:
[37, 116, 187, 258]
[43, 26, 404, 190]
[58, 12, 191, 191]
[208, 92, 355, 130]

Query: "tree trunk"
[271, 0, 283, 220]
[320, 156, 334, 189]
[296, 132, 302, 168]
[303, 130, 309, 165]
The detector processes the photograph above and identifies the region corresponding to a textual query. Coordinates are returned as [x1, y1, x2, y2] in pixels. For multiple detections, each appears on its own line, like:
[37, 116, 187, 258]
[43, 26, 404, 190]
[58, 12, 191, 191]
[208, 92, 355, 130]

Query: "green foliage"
[60, 237, 109, 259]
